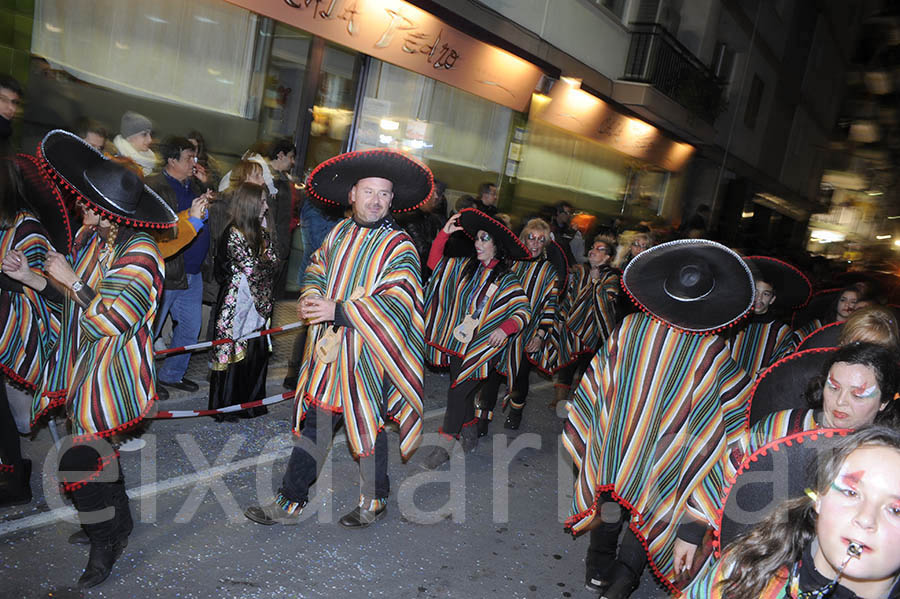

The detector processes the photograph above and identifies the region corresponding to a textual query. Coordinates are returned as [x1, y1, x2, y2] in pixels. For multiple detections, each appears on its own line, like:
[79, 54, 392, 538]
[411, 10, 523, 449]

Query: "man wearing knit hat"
[113, 111, 157, 175]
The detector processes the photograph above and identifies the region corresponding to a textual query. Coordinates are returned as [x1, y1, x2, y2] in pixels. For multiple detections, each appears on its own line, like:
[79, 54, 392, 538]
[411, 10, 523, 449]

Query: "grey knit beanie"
[120, 111, 152, 139]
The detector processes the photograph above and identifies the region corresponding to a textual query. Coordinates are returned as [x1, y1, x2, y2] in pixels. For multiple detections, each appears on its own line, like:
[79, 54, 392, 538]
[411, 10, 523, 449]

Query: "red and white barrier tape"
[154, 320, 305, 357]
[151, 390, 295, 419]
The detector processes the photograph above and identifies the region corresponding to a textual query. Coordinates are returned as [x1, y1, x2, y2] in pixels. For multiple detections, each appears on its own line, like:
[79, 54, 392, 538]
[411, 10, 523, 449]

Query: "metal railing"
[623, 22, 726, 122]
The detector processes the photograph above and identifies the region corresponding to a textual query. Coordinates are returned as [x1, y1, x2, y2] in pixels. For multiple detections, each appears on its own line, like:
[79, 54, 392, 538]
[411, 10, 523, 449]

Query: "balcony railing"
[623, 23, 727, 123]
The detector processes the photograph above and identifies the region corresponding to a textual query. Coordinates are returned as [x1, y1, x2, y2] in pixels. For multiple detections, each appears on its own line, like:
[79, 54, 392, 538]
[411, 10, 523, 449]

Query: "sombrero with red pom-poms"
[622, 239, 754, 334]
[15, 153, 73, 253]
[744, 256, 812, 310]
[39, 129, 176, 229]
[306, 148, 433, 212]
[457, 208, 530, 261]
[746, 347, 836, 427]
[545, 239, 569, 295]
[714, 427, 851, 556]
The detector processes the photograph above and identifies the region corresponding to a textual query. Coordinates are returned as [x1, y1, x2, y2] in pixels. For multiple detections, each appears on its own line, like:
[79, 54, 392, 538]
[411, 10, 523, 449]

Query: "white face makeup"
[474, 229, 496, 265]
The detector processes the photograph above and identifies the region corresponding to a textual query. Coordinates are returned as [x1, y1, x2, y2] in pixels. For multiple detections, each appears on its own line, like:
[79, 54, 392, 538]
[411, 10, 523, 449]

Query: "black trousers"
[0, 379, 22, 468]
[585, 492, 647, 576]
[442, 356, 488, 436]
[60, 445, 132, 546]
[280, 402, 390, 505]
[557, 352, 592, 388]
[477, 358, 531, 419]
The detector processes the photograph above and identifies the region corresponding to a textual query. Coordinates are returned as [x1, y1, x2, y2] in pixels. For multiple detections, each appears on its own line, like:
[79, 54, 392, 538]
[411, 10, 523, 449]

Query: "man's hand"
[487, 329, 508, 347]
[299, 296, 336, 324]
[45, 250, 80, 289]
[525, 335, 542, 353]
[193, 163, 209, 184]
[189, 193, 211, 220]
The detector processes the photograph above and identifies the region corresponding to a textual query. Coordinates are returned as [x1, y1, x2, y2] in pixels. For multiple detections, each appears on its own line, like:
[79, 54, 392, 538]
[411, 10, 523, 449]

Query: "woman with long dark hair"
[686, 426, 900, 598]
[421, 208, 531, 468]
[208, 183, 278, 420]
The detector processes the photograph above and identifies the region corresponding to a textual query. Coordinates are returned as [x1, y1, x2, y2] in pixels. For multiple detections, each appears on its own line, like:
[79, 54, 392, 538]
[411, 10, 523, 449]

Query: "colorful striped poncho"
[684, 559, 791, 599]
[34, 227, 165, 441]
[726, 316, 794, 378]
[499, 257, 558, 377]
[563, 312, 753, 591]
[789, 318, 824, 352]
[563, 264, 619, 357]
[293, 218, 424, 460]
[0, 212, 60, 390]
[425, 257, 530, 387]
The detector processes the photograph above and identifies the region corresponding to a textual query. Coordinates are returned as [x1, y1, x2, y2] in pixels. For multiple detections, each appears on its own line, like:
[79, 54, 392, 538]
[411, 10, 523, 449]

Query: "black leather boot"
[70, 482, 125, 588]
[0, 459, 31, 508]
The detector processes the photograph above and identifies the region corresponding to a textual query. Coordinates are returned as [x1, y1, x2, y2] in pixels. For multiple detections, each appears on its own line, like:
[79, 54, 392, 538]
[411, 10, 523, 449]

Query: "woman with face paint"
[686, 426, 900, 599]
[421, 208, 531, 469]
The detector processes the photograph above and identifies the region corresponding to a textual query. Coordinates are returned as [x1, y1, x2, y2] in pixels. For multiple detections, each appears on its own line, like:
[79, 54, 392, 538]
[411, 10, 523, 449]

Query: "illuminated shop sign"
[223, 0, 545, 112]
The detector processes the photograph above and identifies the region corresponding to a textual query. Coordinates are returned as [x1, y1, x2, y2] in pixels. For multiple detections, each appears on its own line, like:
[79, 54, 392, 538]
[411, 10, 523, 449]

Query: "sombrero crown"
[622, 239, 754, 333]
[39, 129, 176, 229]
[745, 256, 812, 310]
[457, 208, 530, 260]
[306, 148, 433, 212]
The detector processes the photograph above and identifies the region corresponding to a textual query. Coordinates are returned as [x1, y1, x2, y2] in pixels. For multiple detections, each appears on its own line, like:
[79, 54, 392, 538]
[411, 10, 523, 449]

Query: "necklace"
[785, 543, 863, 599]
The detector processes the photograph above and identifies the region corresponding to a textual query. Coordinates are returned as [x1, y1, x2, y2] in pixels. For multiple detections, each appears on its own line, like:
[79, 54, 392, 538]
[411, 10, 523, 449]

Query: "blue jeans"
[156, 272, 203, 383]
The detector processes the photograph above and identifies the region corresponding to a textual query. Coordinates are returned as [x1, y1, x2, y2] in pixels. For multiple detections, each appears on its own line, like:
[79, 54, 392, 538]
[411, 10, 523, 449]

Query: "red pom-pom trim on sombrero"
[456, 208, 530, 260]
[711, 427, 851, 558]
[305, 148, 434, 213]
[744, 255, 813, 310]
[16, 152, 74, 254]
[796, 321, 843, 352]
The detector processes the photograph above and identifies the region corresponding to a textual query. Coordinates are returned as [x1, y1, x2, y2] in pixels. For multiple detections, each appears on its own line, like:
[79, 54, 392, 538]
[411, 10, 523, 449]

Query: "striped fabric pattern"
[501, 258, 558, 377]
[788, 318, 824, 352]
[64, 232, 164, 440]
[564, 264, 619, 355]
[424, 257, 530, 387]
[684, 558, 789, 598]
[563, 313, 753, 588]
[727, 320, 794, 377]
[0, 213, 60, 390]
[293, 218, 425, 460]
[33, 226, 107, 423]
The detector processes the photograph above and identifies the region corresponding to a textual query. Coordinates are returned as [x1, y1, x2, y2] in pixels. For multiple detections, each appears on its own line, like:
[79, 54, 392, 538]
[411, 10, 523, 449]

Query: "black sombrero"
[622, 239, 754, 333]
[545, 240, 569, 295]
[797, 322, 844, 351]
[306, 148, 433, 212]
[15, 153, 73, 253]
[457, 208, 530, 260]
[745, 256, 812, 310]
[38, 129, 176, 230]
[746, 347, 835, 427]
[715, 428, 850, 556]
[792, 288, 840, 329]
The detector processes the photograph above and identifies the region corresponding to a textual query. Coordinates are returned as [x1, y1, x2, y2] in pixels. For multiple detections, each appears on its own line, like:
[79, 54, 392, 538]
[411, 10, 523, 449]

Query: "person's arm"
[427, 213, 462, 270]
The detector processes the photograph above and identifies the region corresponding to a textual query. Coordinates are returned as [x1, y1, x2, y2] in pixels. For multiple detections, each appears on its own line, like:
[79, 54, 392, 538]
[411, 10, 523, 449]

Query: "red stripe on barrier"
[151, 390, 296, 419]
[154, 321, 305, 357]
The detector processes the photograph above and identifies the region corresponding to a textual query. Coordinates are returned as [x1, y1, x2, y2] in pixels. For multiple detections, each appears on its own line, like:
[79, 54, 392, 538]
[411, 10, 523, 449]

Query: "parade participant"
[839, 306, 899, 350]
[563, 239, 755, 597]
[421, 208, 530, 468]
[673, 342, 900, 582]
[0, 154, 68, 507]
[792, 286, 860, 349]
[551, 235, 619, 411]
[208, 183, 278, 421]
[726, 256, 810, 378]
[686, 426, 900, 599]
[243, 149, 430, 529]
[476, 217, 558, 433]
[4, 129, 176, 587]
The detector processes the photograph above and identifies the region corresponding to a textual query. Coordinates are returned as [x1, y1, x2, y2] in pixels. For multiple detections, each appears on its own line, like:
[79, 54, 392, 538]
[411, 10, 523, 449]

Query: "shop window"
[354, 59, 512, 197]
[32, 0, 258, 117]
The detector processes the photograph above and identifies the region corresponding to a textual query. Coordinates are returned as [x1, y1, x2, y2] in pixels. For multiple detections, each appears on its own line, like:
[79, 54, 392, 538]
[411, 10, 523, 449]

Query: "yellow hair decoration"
[805, 488, 818, 502]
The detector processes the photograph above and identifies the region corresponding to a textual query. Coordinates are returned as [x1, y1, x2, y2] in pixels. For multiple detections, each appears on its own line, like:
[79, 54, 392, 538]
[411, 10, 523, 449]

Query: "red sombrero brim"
[457, 208, 530, 260]
[745, 256, 812, 310]
[306, 149, 433, 212]
[15, 153, 73, 254]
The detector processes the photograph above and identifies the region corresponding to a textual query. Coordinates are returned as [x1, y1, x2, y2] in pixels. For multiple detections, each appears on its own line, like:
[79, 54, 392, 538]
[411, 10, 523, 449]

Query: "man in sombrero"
[562, 239, 756, 597]
[244, 149, 430, 529]
[726, 256, 811, 378]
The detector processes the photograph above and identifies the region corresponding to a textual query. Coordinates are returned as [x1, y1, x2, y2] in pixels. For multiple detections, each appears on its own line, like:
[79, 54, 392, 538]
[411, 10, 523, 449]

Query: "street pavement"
[1, 303, 671, 599]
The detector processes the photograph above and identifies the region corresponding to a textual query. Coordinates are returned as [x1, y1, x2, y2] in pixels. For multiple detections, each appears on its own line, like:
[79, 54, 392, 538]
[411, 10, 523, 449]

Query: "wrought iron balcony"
[623, 23, 727, 123]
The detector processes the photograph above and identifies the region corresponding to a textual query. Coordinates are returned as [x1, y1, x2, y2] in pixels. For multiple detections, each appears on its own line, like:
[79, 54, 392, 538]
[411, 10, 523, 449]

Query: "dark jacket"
[146, 172, 209, 290]
[269, 171, 294, 262]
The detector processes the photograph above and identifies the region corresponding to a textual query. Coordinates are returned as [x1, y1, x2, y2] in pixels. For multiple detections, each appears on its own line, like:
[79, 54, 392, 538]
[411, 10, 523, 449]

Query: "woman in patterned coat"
[422, 208, 531, 469]
[208, 183, 278, 420]
[3, 130, 176, 588]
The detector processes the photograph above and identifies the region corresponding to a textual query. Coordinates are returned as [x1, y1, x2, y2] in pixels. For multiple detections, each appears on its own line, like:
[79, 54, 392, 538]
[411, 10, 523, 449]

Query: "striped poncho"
[0, 212, 60, 390]
[34, 227, 165, 440]
[293, 218, 424, 460]
[562, 264, 619, 357]
[500, 257, 558, 377]
[425, 257, 530, 387]
[726, 316, 793, 377]
[563, 312, 753, 591]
